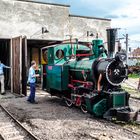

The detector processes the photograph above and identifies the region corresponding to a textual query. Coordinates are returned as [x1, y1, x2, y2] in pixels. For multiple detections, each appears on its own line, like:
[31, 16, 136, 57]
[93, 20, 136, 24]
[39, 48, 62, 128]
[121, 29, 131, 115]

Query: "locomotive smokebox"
[95, 59, 127, 86]
[106, 28, 117, 58]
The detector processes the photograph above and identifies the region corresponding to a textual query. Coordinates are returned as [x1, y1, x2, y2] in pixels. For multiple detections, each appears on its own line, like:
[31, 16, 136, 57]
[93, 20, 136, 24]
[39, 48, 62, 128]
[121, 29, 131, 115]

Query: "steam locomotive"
[43, 29, 138, 121]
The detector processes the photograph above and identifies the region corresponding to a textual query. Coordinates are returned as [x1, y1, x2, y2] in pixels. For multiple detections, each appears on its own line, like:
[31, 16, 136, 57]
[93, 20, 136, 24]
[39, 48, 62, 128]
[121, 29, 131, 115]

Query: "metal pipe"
[126, 34, 129, 64]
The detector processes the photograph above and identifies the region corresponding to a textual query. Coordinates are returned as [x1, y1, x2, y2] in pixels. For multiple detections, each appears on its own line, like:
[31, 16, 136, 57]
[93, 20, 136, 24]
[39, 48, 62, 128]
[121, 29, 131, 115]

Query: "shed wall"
[0, 0, 111, 42]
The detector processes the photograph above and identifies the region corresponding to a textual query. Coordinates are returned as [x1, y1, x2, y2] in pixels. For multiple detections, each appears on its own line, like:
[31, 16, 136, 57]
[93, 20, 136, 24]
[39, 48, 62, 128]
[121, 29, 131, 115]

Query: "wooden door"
[22, 37, 27, 96]
[11, 36, 27, 95]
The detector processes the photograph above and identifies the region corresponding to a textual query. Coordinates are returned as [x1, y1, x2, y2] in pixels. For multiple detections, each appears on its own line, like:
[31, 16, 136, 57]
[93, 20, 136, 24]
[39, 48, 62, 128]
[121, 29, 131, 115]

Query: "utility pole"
[126, 34, 129, 64]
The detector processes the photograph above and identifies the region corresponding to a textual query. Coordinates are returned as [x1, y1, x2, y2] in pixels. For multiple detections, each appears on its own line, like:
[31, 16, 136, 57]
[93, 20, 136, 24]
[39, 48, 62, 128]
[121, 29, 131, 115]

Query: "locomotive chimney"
[106, 28, 117, 58]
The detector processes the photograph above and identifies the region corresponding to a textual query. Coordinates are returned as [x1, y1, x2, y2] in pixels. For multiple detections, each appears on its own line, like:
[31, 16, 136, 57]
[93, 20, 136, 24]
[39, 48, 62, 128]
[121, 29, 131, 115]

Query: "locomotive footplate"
[103, 91, 139, 122]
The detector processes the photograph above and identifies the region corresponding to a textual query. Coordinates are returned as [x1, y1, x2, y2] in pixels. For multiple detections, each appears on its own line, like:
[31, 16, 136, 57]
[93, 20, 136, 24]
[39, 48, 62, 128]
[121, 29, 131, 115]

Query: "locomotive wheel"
[65, 99, 73, 107]
[81, 104, 88, 113]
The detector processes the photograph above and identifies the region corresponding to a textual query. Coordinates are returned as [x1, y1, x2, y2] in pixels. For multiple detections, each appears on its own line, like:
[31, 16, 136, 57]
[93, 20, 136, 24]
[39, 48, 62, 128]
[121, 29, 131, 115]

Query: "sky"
[37, 0, 140, 49]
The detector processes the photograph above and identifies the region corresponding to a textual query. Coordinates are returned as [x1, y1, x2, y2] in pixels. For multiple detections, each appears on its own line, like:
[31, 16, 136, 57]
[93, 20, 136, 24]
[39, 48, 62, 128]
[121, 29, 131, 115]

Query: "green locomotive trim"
[43, 37, 137, 122]
[93, 99, 107, 117]
[46, 65, 69, 91]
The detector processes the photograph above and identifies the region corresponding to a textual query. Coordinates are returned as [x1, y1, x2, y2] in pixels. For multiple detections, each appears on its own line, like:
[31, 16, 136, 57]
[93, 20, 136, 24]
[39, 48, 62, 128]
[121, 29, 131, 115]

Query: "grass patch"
[128, 73, 139, 79]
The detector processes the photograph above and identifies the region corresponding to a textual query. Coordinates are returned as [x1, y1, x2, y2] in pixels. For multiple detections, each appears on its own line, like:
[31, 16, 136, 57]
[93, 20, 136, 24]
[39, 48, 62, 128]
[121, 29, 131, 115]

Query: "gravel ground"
[0, 89, 140, 140]
[123, 78, 139, 90]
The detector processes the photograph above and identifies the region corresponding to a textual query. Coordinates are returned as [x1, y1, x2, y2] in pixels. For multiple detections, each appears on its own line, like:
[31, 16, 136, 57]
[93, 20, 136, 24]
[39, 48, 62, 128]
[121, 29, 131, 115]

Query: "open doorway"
[0, 39, 11, 92]
[27, 39, 61, 89]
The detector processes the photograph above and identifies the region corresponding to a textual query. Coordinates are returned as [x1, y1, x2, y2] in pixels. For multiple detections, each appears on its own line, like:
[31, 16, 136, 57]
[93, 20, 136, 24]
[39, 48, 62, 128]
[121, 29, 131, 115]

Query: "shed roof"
[16, 0, 70, 7]
[69, 14, 111, 21]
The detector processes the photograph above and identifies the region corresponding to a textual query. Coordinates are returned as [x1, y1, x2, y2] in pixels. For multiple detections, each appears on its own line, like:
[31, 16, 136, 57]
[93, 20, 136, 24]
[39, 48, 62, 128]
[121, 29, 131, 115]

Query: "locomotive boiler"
[43, 29, 138, 121]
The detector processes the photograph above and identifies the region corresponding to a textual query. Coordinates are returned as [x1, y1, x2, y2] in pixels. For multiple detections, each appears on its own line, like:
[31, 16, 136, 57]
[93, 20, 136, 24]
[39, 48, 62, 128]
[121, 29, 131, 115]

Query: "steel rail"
[0, 104, 39, 140]
[0, 134, 4, 140]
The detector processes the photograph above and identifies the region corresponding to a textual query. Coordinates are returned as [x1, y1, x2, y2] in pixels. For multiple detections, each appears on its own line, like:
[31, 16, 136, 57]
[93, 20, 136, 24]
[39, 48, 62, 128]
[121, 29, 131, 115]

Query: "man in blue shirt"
[27, 60, 39, 103]
[0, 61, 11, 94]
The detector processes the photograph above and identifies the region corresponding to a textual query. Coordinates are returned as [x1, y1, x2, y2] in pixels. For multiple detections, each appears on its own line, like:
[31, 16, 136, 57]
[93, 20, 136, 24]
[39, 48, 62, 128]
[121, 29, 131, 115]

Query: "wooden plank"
[10, 39, 13, 93]
[11, 36, 22, 94]
[22, 37, 27, 95]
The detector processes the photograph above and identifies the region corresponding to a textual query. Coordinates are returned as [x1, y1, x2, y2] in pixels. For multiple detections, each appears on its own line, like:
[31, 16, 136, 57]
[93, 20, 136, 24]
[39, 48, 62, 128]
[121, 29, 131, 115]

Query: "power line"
[129, 39, 140, 43]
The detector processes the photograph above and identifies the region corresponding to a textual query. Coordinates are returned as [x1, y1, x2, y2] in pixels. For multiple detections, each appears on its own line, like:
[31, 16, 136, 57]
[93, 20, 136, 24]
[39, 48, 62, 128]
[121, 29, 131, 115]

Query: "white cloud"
[69, 0, 128, 17]
[110, 0, 140, 49]
[75, 0, 140, 45]
[34, 0, 140, 46]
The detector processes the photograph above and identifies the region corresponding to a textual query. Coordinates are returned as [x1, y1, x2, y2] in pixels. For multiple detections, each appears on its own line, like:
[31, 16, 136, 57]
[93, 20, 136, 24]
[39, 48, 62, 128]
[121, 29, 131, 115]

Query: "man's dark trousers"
[28, 83, 35, 103]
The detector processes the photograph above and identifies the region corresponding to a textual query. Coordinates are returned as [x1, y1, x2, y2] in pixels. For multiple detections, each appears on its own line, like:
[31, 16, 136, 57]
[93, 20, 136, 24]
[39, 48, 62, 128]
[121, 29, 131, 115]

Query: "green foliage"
[128, 73, 139, 78]
[136, 62, 140, 66]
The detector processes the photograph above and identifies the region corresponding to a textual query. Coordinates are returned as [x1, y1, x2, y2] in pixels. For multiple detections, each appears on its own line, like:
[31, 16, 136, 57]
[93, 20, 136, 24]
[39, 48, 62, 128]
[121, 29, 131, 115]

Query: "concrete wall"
[69, 15, 111, 42]
[0, 0, 111, 41]
[0, 0, 70, 40]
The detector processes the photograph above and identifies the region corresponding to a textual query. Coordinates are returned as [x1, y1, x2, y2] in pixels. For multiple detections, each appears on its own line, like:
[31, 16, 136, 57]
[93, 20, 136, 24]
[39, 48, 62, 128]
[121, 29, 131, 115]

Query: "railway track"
[131, 96, 140, 101]
[0, 104, 39, 140]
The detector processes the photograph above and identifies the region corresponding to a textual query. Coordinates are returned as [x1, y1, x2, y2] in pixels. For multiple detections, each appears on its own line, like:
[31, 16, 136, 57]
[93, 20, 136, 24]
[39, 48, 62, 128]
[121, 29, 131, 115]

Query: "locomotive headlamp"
[115, 53, 126, 62]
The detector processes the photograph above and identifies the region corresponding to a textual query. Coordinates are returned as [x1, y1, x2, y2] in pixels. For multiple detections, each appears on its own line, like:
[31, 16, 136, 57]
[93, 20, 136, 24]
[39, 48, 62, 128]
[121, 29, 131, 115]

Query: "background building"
[127, 47, 140, 66]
